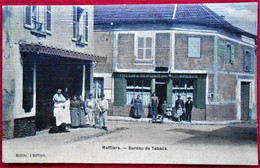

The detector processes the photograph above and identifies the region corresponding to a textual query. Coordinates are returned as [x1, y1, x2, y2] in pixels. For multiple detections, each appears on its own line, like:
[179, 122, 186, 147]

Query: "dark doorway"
[35, 55, 85, 130]
[241, 82, 250, 121]
[155, 79, 167, 115]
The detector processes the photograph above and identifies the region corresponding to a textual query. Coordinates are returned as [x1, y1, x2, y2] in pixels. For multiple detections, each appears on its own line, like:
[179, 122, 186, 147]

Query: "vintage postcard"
[2, 3, 258, 165]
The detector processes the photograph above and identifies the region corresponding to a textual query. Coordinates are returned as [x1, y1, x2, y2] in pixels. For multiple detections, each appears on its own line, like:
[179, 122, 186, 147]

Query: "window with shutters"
[24, 6, 51, 35]
[226, 44, 235, 64]
[188, 37, 201, 58]
[135, 33, 155, 64]
[73, 6, 88, 46]
[244, 50, 254, 72]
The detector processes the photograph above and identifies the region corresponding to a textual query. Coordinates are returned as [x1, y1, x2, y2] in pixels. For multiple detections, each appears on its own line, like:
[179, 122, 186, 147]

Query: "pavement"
[107, 116, 257, 126]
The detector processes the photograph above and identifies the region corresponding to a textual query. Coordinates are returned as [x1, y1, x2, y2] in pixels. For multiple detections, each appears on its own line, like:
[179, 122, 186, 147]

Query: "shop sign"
[114, 73, 169, 78]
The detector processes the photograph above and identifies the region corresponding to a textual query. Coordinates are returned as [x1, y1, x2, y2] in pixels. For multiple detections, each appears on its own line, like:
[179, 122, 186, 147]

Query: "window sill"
[30, 29, 47, 37]
[135, 60, 154, 65]
[72, 38, 88, 47]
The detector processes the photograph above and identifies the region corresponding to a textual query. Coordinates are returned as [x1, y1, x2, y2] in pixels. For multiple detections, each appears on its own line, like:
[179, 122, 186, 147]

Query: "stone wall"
[2, 120, 14, 139]
[175, 34, 214, 70]
[14, 117, 37, 138]
[218, 38, 252, 72]
[117, 32, 171, 70]
[217, 73, 236, 102]
[192, 108, 206, 121]
[117, 34, 136, 70]
[155, 33, 170, 67]
[206, 104, 237, 121]
[94, 31, 113, 73]
[111, 105, 149, 118]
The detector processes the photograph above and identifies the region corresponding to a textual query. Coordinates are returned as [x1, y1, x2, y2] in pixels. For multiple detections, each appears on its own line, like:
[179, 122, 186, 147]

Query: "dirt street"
[2, 121, 258, 165]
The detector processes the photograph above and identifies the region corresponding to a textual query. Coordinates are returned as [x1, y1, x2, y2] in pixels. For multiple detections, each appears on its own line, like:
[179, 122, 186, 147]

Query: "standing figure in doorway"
[70, 95, 80, 128]
[150, 92, 159, 119]
[185, 97, 193, 122]
[78, 95, 87, 127]
[174, 95, 184, 121]
[63, 87, 71, 125]
[98, 94, 109, 131]
[53, 89, 67, 126]
[133, 95, 143, 118]
[85, 93, 98, 128]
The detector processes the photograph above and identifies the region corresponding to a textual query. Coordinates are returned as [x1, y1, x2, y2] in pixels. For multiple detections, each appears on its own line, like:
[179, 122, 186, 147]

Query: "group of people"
[52, 88, 109, 132]
[174, 95, 193, 122]
[132, 92, 193, 122]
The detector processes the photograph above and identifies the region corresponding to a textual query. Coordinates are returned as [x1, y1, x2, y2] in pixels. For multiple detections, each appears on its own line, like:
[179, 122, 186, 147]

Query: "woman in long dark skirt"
[133, 95, 143, 118]
[150, 92, 159, 119]
[70, 96, 80, 128]
[78, 95, 87, 127]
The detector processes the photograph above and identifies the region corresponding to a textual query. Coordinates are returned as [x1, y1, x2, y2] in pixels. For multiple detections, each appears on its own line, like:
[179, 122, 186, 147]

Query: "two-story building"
[2, 5, 106, 139]
[93, 4, 257, 121]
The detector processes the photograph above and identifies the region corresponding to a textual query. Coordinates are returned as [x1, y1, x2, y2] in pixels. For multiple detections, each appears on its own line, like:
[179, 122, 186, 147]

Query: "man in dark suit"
[185, 97, 193, 122]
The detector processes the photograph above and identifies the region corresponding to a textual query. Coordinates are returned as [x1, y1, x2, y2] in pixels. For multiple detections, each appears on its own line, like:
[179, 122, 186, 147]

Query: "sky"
[205, 3, 258, 35]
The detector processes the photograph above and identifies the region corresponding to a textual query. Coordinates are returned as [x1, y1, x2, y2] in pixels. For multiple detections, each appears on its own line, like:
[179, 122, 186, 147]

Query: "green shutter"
[194, 76, 206, 109]
[218, 40, 226, 57]
[166, 79, 172, 107]
[230, 45, 235, 64]
[114, 77, 126, 106]
[150, 79, 155, 94]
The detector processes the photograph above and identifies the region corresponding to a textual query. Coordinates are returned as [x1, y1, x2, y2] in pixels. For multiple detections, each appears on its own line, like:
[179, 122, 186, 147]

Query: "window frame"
[244, 49, 254, 72]
[188, 37, 201, 58]
[72, 6, 89, 46]
[134, 32, 155, 64]
[226, 43, 235, 64]
[24, 5, 52, 35]
[45, 6, 52, 34]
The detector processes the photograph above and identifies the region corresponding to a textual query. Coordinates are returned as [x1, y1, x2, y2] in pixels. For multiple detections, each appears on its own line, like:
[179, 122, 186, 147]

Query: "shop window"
[94, 78, 104, 99]
[244, 50, 254, 72]
[135, 33, 154, 64]
[126, 79, 151, 105]
[24, 6, 51, 35]
[188, 37, 200, 58]
[172, 79, 194, 107]
[73, 6, 88, 46]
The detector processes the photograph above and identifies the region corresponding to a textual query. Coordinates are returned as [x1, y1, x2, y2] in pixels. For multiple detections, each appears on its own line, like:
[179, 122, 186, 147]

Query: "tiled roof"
[94, 4, 255, 39]
[19, 43, 107, 62]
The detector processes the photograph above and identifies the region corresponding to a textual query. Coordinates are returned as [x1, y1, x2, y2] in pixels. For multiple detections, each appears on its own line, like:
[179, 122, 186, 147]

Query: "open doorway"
[155, 79, 167, 115]
[35, 55, 84, 130]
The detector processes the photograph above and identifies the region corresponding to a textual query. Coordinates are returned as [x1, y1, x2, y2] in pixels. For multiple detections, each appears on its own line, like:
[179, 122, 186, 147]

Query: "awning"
[19, 43, 106, 62]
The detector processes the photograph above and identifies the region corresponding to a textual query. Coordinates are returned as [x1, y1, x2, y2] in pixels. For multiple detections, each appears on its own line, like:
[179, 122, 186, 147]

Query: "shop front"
[113, 73, 206, 118]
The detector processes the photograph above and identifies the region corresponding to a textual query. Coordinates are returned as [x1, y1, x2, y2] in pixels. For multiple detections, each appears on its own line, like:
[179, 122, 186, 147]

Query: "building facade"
[93, 4, 257, 121]
[2, 6, 106, 139]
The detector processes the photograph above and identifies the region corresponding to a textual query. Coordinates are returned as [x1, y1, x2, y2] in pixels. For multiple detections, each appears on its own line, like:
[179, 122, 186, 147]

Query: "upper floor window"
[73, 6, 88, 46]
[244, 50, 254, 72]
[188, 37, 200, 58]
[218, 40, 235, 64]
[135, 33, 154, 64]
[226, 44, 235, 64]
[24, 6, 51, 35]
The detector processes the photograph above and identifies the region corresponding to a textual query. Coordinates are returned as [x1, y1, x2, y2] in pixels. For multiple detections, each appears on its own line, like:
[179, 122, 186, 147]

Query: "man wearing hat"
[175, 95, 184, 121]
[98, 94, 109, 131]
[85, 93, 98, 128]
[185, 97, 193, 122]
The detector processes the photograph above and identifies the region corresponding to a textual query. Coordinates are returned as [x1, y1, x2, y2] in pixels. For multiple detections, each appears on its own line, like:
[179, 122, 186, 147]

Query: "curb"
[107, 116, 257, 126]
